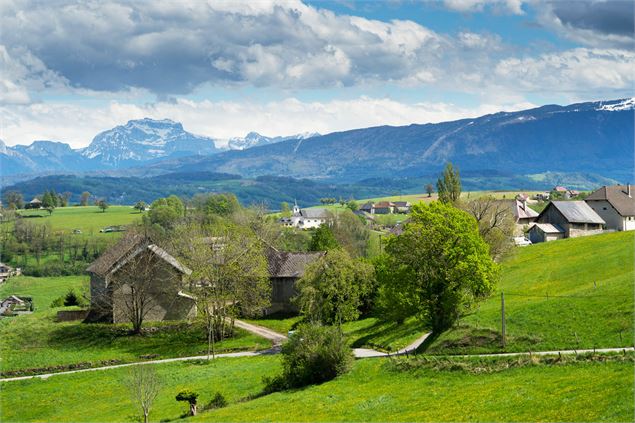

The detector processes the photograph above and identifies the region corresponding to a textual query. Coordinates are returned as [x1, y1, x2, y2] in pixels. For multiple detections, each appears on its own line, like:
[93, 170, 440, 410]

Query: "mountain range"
[2, 98, 633, 204]
[0, 119, 316, 182]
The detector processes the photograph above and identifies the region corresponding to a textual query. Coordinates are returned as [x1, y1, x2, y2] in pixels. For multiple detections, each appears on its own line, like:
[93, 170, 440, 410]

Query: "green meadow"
[16, 206, 143, 235]
[1, 354, 632, 422]
[0, 276, 270, 375]
[426, 231, 634, 354]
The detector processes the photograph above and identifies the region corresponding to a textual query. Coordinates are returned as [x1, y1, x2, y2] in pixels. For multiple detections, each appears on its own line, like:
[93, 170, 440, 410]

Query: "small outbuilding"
[528, 223, 565, 243]
[533, 201, 605, 241]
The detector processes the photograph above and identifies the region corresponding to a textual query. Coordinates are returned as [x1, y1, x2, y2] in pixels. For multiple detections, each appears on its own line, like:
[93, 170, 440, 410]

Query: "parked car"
[513, 236, 532, 247]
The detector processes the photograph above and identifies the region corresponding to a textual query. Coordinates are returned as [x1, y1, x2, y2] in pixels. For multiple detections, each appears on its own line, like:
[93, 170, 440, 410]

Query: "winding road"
[1, 320, 632, 383]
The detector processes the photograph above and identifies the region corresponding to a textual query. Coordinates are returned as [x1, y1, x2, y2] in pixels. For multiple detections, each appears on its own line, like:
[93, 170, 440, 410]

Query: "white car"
[513, 236, 532, 247]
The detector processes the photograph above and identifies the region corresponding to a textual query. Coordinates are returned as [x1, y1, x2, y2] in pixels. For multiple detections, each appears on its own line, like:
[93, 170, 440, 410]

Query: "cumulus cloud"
[541, 0, 635, 49]
[0, 96, 536, 148]
[0, 0, 447, 95]
[443, 0, 524, 14]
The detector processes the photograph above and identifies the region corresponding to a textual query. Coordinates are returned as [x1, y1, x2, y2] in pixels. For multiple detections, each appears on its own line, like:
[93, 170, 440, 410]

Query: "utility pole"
[501, 291, 506, 348]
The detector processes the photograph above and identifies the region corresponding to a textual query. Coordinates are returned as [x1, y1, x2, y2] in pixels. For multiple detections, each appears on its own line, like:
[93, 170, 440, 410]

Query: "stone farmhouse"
[85, 233, 323, 323]
[85, 234, 196, 323]
[279, 202, 329, 229]
[585, 185, 635, 231]
[360, 201, 411, 214]
[528, 201, 605, 243]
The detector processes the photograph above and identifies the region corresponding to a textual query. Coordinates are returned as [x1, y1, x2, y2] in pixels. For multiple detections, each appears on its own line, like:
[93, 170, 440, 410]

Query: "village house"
[393, 201, 411, 213]
[26, 197, 42, 209]
[0, 263, 20, 283]
[85, 234, 325, 323]
[279, 202, 330, 229]
[360, 201, 410, 214]
[505, 196, 539, 235]
[85, 234, 196, 323]
[585, 185, 635, 231]
[528, 201, 605, 243]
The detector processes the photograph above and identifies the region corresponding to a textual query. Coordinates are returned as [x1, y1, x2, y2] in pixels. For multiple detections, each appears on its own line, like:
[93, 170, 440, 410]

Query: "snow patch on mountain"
[598, 98, 635, 111]
[227, 131, 320, 150]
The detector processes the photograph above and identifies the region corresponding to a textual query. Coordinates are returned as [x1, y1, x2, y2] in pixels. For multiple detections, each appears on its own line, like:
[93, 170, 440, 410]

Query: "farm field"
[1, 354, 632, 422]
[426, 231, 634, 354]
[0, 276, 271, 375]
[15, 206, 143, 235]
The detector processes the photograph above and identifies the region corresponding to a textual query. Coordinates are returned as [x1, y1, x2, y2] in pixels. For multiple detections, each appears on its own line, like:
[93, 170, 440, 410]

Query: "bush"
[266, 323, 353, 391]
[51, 289, 86, 308]
[202, 392, 227, 410]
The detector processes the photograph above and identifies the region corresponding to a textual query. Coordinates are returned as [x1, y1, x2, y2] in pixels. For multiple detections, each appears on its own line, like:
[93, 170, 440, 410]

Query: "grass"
[426, 231, 634, 354]
[14, 206, 142, 236]
[2, 354, 631, 422]
[0, 276, 271, 374]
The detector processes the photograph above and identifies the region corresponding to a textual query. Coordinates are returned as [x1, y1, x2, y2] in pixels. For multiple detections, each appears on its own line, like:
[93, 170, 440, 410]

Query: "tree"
[176, 390, 199, 416]
[461, 196, 515, 261]
[346, 199, 359, 212]
[146, 195, 184, 228]
[97, 199, 109, 213]
[203, 193, 240, 217]
[126, 365, 161, 423]
[294, 248, 375, 326]
[280, 201, 291, 217]
[172, 222, 270, 359]
[41, 191, 56, 215]
[436, 162, 461, 203]
[309, 224, 339, 252]
[3, 191, 24, 209]
[379, 201, 498, 336]
[425, 183, 434, 198]
[134, 201, 147, 213]
[80, 191, 91, 206]
[330, 209, 370, 258]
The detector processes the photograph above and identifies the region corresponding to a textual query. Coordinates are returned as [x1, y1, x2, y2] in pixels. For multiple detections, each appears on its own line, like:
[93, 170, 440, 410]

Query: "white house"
[585, 185, 635, 231]
[279, 202, 330, 229]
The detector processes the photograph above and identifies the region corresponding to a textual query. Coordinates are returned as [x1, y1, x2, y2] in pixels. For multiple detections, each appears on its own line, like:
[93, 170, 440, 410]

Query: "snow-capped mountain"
[227, 131, 320, 150]
[597, 97, 635, 111]
[81, 118, 220, 166]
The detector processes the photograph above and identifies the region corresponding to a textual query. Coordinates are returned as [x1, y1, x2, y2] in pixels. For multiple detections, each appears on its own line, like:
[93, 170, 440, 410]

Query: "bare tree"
[461, 196, 515, 261]
[172, 222, 270, 359]
[125, 365, 161, 423]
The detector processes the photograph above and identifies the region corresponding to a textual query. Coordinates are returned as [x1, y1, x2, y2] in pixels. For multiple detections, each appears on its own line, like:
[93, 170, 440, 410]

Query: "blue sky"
[1, 0, 633, 148]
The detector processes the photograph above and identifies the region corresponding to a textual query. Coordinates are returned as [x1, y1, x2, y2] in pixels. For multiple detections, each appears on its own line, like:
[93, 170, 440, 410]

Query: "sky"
[1, 0, 634, 148]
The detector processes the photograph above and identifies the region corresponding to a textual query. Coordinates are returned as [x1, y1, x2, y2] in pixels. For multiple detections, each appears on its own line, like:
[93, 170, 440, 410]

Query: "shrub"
[175, 390, 199, 416]
[202, 392, 227, 410]
[268, 323, 353, 391]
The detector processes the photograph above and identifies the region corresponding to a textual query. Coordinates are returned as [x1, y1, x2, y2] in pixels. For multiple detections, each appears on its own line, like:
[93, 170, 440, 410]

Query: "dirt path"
[234, 319, 287, 345]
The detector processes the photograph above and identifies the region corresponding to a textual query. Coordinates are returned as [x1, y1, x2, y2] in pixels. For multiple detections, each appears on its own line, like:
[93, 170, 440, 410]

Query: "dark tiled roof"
[544, 201, 605, 224]
[586, 185, 635, 216]
[393, 201, 411, 207]
[266, 247, 325, 278]
[86, 232, 145, 277]
[300, 208, 329, 219]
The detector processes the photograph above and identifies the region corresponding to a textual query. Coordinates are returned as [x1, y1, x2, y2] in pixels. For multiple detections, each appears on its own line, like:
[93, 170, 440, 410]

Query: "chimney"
[628, 184, 632, 198]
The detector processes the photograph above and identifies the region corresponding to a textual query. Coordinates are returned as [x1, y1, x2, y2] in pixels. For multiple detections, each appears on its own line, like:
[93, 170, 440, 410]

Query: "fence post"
[501, 292, 506, 349]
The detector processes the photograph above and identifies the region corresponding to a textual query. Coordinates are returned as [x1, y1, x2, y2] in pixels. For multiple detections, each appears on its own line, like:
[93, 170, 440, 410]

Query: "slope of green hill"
[426, 231, 634, 354]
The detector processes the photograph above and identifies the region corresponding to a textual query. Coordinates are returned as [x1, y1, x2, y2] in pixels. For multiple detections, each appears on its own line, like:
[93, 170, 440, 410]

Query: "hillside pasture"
[426, 231, 634, 354]
[16, 206, 142, 235]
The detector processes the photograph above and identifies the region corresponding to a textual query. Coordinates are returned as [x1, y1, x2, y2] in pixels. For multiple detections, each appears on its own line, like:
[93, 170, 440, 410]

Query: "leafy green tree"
[331, 209, 370, 258]
[294, 248, 375, 326]
[147, 195, 184, 228]
[203, 193, 240, 217]
[41, 191, 56, 215]
[346, 199, 359, 212]
[176, 391, 199, 416]
[134, 201, 147, 213]
[97, 199, 109, 213]
[379, 201, 498, 335]
[309, 224, 339, 251]
[436, 162, 461, 203]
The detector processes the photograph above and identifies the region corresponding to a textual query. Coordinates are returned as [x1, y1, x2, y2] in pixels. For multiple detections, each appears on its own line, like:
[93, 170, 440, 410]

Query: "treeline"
[0, 219, 114, 276]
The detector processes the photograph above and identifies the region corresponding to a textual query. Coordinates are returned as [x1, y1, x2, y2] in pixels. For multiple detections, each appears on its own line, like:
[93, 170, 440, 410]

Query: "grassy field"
[0, 276, 271, 374]
[426, 231, 634, 354]
[2, 354, 632, 422]
[15, 206, 142, 235]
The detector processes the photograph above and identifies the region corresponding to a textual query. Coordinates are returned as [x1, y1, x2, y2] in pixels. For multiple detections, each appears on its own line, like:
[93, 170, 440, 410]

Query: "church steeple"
[292, 200, 300, 215]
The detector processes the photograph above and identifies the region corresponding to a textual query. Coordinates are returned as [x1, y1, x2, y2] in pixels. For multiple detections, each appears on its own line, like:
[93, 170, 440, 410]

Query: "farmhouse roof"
[300, 208, 329, 219]
[553, 186, 568, 192]
[511, 199, 538, 219]
[374, 201, 394, 208]
[543, 201, 605, 224]
[87, 232, 191, 277]
[586, 185, 635, 217]
[530, 223, 565, 234]
[360, 202, 374, 210]
[29, 198, 42, 204]
[393, 201, 411, 207]
[266, 247, 325, 278]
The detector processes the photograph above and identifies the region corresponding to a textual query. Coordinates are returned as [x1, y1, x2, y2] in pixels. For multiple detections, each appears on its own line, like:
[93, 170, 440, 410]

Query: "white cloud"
[443, 0, 524, 14]
[0, 97, 536, 148]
